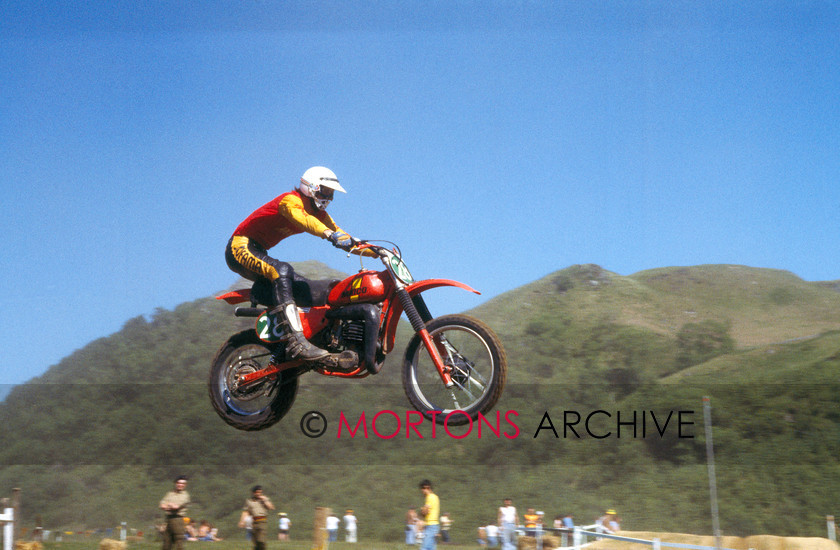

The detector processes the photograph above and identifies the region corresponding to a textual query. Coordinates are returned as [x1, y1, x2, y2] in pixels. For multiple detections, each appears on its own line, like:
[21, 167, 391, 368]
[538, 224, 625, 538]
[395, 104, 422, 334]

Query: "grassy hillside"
[477, 263, 840, 348]
[1, 262, 839, 542]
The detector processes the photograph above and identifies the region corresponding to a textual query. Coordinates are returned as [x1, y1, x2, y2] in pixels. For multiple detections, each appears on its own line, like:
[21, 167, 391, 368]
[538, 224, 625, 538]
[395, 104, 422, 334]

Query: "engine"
[321, 304, 381, 374]
[321, 320, 365, 371]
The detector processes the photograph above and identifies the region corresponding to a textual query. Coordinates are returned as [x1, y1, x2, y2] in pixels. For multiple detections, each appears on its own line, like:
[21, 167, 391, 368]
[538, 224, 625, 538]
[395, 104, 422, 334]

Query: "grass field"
[43, 541, 481, 550]
[39, 533, 840, 550]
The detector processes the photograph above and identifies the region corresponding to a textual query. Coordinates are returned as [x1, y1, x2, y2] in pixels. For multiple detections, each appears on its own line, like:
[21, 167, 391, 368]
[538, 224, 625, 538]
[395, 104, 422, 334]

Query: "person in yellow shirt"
[419, 480, 440, 550]
[523, 508, 539, 537]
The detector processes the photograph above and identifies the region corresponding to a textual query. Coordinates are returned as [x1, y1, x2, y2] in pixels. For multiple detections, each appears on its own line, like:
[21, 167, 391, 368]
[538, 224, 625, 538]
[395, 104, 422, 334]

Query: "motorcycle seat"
[250, 275, 339, 308]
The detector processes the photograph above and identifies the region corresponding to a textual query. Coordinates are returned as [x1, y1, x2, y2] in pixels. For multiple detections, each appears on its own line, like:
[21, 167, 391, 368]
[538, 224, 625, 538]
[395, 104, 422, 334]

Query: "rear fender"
[216, 289, 251, 305]
[381, 278, 480, 353]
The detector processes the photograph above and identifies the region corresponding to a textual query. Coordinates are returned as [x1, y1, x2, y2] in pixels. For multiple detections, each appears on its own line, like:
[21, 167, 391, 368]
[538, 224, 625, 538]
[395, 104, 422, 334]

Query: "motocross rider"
[225, 166, 358, 361]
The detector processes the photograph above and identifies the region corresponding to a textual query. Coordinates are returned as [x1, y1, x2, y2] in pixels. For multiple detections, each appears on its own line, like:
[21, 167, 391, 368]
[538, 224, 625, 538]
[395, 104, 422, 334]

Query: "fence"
[519, 523, 739, 550]
[0, 489, 20, 550]
[1, 505, 12, 550]
[573, 527, 738, 550]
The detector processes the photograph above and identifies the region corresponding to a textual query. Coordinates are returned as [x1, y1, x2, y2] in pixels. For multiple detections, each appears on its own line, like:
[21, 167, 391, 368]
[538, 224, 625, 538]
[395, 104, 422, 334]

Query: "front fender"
[406, 278, 481, 297]
[381, 278, 480, 354]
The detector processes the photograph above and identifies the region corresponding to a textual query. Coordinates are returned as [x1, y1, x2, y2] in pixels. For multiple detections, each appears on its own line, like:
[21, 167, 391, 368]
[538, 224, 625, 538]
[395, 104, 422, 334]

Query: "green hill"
[0, 262, 838, 543]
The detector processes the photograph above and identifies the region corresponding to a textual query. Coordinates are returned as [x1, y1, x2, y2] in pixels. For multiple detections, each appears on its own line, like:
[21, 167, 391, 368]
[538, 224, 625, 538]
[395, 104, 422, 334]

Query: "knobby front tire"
[402, 314, 507, 426]
[208, 329, 298, 431]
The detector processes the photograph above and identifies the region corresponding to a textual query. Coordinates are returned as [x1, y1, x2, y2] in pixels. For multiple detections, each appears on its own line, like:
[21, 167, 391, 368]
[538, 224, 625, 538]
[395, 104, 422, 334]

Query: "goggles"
[315, 187, 335, 201]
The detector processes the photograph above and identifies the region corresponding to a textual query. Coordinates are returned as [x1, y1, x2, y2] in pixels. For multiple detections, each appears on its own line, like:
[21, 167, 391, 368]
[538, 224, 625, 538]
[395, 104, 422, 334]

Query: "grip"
[234, 307, 263, 318]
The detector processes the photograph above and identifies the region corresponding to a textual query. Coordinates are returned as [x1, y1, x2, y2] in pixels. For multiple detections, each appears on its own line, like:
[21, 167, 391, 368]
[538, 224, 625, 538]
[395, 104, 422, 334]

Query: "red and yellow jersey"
[233, 190, 342, 249]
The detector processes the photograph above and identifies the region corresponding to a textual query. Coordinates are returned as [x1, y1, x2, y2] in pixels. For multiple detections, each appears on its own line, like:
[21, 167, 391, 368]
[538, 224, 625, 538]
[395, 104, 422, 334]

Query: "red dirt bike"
[209, 240, 507, 431]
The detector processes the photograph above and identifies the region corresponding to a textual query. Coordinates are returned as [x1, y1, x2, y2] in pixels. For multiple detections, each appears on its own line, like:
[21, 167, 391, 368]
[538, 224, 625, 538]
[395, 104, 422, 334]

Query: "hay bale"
[744, 535, 840, 550]
[14, 542, 43, 550]
[98, 538, 127, 550]
[516, 535, 561, 550]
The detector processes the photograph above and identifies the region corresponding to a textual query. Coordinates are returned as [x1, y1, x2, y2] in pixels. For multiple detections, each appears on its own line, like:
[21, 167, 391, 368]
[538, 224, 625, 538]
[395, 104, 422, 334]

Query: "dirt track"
[585, 531, 840, 550]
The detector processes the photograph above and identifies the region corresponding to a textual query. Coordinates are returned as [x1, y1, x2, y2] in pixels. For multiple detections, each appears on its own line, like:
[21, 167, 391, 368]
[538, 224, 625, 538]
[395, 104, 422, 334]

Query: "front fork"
[396, 289, 454, 388]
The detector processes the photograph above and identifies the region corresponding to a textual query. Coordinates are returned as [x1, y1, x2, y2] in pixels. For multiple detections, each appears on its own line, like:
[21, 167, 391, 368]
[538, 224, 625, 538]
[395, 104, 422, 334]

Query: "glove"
[328, 231, 354, 250]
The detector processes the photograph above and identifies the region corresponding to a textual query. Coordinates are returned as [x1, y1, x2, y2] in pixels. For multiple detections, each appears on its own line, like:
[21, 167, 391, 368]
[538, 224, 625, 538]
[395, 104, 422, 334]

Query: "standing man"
[439, 513, 452, 543]
[419, 480, 440, 550]
[497, 498, 519, 550]
[159, 476, 190, 550]
[343, 509, 357, 543]
[277, 512, 291, 542]
[326, 514, 340, 542]
[523, 508, 538, 537]
[239, 486, 274, 550]
[562, 513, 575, 529]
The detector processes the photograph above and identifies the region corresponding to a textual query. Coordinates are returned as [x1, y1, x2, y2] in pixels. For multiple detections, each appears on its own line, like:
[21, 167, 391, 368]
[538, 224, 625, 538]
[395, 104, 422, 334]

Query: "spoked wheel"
[208, 329, 298, 431]
[402, 314, 507, 425]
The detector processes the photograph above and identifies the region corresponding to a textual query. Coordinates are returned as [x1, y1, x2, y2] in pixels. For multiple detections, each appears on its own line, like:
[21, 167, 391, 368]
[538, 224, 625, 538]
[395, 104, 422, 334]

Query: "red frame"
[217, 266, 480, 387]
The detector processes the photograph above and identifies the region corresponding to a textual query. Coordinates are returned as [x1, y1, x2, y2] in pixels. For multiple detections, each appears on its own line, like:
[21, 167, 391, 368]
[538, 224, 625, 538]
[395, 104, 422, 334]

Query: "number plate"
[390, 256, 414, 284]
[256, 311, 285, 343]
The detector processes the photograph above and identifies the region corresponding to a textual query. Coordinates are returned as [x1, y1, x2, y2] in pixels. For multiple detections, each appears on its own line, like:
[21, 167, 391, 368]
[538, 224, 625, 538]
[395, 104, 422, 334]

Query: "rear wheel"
[208, 329, 298, 431]
[402, 314, 506, 425]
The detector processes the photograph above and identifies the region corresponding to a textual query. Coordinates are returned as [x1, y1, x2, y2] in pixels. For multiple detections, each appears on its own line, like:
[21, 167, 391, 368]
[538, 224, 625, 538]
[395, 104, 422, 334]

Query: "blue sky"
[1, 1, 838, 386]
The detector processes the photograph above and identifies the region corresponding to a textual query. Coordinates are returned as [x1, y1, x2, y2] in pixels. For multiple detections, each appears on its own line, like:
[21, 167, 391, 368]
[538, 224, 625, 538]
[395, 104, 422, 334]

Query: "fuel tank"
[327, 270, 391, 306]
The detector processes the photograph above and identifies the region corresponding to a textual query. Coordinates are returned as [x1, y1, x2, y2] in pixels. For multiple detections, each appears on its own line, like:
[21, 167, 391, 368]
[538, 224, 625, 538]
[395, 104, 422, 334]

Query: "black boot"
[270, 276, 328, 360]
[271, 302, 329, 361]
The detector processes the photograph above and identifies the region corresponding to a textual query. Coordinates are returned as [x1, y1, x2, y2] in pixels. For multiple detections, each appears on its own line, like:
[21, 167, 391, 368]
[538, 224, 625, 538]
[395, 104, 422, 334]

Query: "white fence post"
[828, 515, 836, 542]
[573, 526, 582, 550]
[1, 508, 14, 550]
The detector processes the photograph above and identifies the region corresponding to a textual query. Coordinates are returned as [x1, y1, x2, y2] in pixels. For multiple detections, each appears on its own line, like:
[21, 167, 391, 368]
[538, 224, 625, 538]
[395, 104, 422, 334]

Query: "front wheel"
[208, 329, 298, 431]
[402, 314, 507, 425]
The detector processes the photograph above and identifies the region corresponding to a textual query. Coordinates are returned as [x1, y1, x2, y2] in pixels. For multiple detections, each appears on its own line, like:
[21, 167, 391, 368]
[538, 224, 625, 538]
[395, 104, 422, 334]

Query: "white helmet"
[300, 166, 346, 210]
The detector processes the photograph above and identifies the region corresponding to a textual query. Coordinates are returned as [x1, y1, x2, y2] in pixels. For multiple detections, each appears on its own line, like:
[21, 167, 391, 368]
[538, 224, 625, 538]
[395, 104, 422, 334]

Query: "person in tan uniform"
[239, 485, 274, 550]
[159, 476, 191, 550]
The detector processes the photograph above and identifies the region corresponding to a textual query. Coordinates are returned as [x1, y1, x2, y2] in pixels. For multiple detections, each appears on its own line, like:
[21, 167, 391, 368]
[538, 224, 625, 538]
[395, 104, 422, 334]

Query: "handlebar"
[347, 239, 414, 285]
[347, 240, 398, 259]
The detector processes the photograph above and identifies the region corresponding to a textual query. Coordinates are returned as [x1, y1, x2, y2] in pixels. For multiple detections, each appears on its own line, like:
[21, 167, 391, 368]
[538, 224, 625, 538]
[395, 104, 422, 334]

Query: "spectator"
[485, 523, 499, 548]
[523, 509, 539, 537]
[497, 498, 519, 550]
[239, 486, 274, 550]
[596, 509, 618, 535]
[607, 510, 620, 532]
[418, 480, 440, 550]
[159, 476, 190, 550]
[343, 509, 357, 543]
[439, 513, 452, 543]
[277, 513, 291, 542]
[241, 514, 253, 541]
[562, 513, 574, 529]
[405, 508, 419, 545]
[185, 520, 198, 542]
[197, 521, 222, 542]
[326, 514, 339, 542]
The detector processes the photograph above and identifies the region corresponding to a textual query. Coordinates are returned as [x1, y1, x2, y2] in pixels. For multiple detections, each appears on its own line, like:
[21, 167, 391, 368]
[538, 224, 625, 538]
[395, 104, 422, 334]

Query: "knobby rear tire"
[208, 329, 298, 431]
[402, 314, 507, 426]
